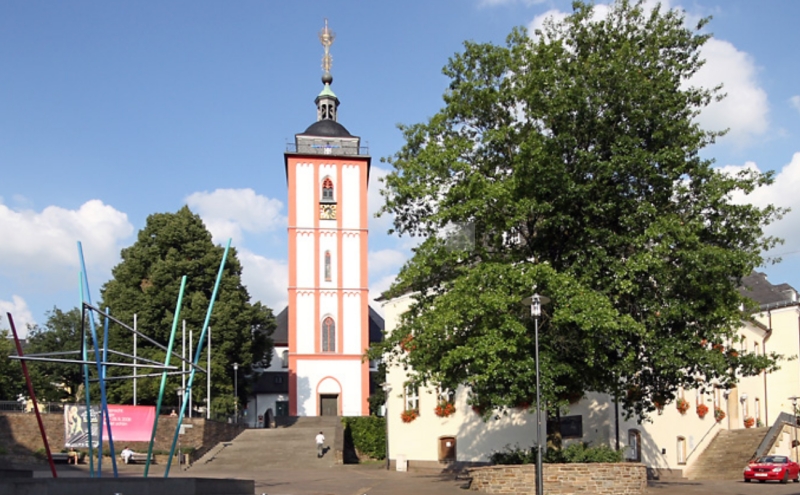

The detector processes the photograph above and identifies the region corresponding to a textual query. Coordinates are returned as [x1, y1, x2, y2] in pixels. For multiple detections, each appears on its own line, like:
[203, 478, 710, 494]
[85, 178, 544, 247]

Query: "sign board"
[64, 404, 156, 448]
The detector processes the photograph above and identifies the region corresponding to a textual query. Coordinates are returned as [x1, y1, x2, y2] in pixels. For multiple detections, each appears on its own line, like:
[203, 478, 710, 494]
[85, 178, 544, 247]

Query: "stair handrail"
[753, 412, 796, 460]
[685, 420, 721, 463]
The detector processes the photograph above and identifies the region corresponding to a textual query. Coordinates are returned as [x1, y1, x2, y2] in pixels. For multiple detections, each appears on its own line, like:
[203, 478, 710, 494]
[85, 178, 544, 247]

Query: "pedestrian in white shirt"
[315, 431, 325, 458]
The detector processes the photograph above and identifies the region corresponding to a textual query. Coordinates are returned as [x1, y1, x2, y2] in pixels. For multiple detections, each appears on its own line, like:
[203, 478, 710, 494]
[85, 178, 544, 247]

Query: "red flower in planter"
[714, 407, 726, 422]
[676, 398, 690, 415]
[435, 401, 456, 418]
[696, 403, 709, 418]
[744, 416, 755, 428]
[401, 409, 419, 423]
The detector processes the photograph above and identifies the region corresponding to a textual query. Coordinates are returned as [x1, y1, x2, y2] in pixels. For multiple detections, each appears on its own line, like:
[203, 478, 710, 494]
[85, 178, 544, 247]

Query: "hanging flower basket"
[727, 349, 739, 358]
[744, 416, 755, 428]
[714, 407, 726, 422]
[676, 398, 690, 415]
[712, 343, 725, 352]
[401, 409, 419, 423]
[435, 401, 456, 418]
[697, 403, 709, 418]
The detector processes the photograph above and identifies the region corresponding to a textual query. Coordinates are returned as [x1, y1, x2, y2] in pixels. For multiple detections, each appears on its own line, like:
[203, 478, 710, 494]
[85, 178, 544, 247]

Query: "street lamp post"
[382, 383, 392, 470]
[233, 362, 239, 422]
[522, 292, 550, 495]
[790, 396, 799, 462]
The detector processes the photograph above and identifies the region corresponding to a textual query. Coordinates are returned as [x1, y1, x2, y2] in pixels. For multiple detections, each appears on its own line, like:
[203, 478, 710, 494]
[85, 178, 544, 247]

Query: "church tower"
[284, 20, 372, 416]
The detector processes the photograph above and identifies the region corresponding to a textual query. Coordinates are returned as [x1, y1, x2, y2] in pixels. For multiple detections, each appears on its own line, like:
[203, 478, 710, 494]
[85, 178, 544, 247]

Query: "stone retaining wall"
[469, 463, 647, 495]
[0, 412, 245, 462]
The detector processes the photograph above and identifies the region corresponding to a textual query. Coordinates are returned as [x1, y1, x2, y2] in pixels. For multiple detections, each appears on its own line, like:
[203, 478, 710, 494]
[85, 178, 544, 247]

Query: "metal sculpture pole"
[144, 276, 187, 477]
[165, 239, 231, 477]
[7, 312, 58, 478]
[78, 242, 119, 477]
[79, 275, 95, 477]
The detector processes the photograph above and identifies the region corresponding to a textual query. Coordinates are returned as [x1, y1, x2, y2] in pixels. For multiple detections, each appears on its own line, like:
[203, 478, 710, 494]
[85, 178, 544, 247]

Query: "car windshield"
[758, 456, 788, 464]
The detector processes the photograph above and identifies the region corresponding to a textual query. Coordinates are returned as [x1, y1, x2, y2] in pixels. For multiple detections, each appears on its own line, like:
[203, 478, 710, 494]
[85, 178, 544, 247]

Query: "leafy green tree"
[0, 322, 26, 401]
[371, 0, 783, 420]
[23, 308, 85, 402]
[99, 206, 274, 415]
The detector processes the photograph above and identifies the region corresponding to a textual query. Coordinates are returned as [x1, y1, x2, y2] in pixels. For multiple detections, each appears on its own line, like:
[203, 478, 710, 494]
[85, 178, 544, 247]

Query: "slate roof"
[272, 305, 384, 347]
[739, 272, 798, 309]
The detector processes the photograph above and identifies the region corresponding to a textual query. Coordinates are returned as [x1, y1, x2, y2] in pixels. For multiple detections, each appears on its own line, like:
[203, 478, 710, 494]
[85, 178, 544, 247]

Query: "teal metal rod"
[165, 239, 231, 477]
[144, 275, 187, 477]
[79, 274, 95, 477]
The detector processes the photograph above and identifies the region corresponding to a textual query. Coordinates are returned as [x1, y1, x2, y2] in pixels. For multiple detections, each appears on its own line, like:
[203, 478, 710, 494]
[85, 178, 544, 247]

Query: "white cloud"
[369, 274, 398, 318]
[369, 166, 394, 235]
[791, 96, 800, 114]
[527, 3, 769, 148]
[237, 248, 288, 312]
[691, 38, 769, 145]
[185, 188, 285, 244]
[369, 249, 407, 276]
[718, 152, 800, 260]
[0, 199, 133, 284]
[0, 296, 36, 338]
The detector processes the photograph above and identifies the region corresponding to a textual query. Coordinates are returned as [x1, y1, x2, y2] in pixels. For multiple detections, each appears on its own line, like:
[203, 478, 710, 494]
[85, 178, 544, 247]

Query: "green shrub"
[492, 442, 623, 465]
[342, 416, 386, 460]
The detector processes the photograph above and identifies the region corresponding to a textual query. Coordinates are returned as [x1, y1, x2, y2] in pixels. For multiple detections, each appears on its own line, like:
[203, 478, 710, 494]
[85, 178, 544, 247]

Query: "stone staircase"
[189, 416, 341, 472]
[687, 427, 769, 480]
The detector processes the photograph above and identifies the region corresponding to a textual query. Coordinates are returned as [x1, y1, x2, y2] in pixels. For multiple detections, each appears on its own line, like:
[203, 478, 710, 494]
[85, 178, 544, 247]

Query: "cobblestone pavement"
[25, 462, 800, 495]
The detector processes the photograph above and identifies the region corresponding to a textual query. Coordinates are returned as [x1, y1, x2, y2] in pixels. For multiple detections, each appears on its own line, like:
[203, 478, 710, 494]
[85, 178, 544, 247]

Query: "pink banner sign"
[64, 404, 156, 447]
[102, 405, 156, 442]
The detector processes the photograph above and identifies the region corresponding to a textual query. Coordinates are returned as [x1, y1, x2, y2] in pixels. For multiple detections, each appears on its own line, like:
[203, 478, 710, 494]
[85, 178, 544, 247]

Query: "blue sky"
[2, 0, 799, 335]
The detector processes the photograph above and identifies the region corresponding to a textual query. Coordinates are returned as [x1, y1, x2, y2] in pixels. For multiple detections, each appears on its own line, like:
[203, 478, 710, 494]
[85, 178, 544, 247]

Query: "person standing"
[315, 431, 325, 458]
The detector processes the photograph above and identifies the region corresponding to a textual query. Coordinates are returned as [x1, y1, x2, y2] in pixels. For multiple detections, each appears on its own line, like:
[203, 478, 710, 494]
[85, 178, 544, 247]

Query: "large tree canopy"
[24, 308, 85, 402]
[99, 206, 274, 415]
[372, 0, 783, 420]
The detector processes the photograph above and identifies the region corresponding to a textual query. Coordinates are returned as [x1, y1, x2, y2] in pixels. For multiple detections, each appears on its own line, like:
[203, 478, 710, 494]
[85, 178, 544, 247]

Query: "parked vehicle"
[744, 455, 800, 483]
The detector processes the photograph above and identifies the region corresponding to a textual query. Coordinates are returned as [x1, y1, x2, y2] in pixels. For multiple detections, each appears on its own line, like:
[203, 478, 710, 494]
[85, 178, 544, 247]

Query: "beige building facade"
[383, 272, 800, 474]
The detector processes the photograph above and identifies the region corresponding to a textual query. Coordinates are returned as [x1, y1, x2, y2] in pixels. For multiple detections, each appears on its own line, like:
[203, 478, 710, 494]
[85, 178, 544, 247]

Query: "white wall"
[295, 164, 314, 228]
[342, 164, 361, 229]
[296, 359, 363, 416]
[296, 292, 315, 354]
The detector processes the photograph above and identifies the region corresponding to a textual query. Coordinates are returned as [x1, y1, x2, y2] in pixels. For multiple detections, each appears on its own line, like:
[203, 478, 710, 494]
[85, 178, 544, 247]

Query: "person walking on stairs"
[316, 431, 325, 458]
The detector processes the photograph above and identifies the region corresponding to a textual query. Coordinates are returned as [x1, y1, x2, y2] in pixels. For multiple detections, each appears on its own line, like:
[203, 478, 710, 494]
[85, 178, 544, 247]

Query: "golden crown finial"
[319, 18, 335, 73]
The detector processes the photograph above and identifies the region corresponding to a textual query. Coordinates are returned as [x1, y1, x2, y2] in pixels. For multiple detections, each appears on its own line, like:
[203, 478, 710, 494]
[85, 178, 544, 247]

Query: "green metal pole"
[165, 239, 231, 477]
[144, 275, 187, 477]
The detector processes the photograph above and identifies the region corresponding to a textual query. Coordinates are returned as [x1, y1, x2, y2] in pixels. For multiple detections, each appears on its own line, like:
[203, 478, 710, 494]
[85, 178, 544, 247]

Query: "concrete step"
[188, 419, 339, 472]
[688, 428, 768, 480]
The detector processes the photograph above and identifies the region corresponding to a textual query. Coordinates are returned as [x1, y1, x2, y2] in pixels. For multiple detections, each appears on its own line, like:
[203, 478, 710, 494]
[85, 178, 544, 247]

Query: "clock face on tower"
[319, 203, 337, 220]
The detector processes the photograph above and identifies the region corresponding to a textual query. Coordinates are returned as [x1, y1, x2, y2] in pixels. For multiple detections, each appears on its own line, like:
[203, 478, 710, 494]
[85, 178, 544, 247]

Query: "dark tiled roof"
[301, 120, 352, 137]
[739, 272, 798, 308]
[272, 305, 384, 346]
[273, 307, 288, 346]
[253, 371, 289, 394]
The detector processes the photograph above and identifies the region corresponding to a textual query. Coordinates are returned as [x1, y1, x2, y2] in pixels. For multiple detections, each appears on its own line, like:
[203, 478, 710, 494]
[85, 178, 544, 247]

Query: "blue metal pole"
[144, 276, 187, 477]
[165, 239, 231, 477]
[78, 241, 119, 478]
[79, 275, 95, 477]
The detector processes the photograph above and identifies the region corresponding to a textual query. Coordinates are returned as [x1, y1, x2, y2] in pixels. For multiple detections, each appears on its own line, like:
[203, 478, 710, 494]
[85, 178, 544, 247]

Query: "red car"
[744, 455, 800, 483]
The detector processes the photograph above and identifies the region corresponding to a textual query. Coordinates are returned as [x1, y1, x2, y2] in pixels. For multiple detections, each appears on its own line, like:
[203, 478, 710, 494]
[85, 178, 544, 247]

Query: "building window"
[322, 317, 336, 352]
[547, 415, 583, 439]
[404, 385, 419, 412]
[754, 342, 760, 355]
[281, 350, 288, 368]
[677, 436, 687, 465]
[741, 335, 746, 351]
[755, 398, 761, 422]
[628, 429, 642, 462]
[321, 177, 334, 202]
[324, 251, 332, 282]
[274, 375, 284, 384]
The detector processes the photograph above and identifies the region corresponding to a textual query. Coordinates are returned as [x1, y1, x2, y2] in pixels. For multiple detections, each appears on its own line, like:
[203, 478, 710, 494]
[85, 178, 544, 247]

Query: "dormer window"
[322, 177, 334, 202]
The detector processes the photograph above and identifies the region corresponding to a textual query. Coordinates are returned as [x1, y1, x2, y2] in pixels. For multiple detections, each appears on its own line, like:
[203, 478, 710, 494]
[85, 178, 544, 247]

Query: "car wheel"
[745, 478, 751, 483]
[759, 480, 766, 483]
[781, 471, 789, 484]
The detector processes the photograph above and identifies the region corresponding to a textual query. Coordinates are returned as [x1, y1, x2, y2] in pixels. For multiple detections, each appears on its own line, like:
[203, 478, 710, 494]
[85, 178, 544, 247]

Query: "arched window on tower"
[324, 251, 332, 282]
[322, 317, 336, 352]
[322, 177, 334, 202]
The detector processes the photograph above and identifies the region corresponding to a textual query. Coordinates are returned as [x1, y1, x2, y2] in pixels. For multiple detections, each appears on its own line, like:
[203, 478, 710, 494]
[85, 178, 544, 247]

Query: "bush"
[342, 416, 386, 460]
[492, 442, 623, 465]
